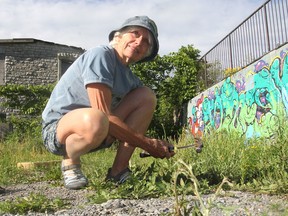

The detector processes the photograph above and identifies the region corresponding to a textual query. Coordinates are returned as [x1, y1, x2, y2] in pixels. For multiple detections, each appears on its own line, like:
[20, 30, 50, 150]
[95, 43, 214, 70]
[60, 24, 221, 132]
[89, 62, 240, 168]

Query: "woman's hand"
[145, 138, 175, 159]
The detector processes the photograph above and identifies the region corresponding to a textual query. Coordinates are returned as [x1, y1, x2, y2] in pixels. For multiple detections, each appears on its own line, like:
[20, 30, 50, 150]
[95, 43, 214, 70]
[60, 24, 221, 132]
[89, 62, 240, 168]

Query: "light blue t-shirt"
[42, 45, 143, 125]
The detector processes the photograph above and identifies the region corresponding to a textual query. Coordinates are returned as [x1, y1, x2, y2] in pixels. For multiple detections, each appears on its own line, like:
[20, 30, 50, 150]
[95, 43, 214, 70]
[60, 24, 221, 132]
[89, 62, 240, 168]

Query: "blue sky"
[0, 0, 267, 56]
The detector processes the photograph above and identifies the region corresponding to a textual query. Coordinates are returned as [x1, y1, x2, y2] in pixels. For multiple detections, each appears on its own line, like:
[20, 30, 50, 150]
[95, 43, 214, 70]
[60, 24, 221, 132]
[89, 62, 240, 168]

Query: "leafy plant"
[131, 45, 201, 138]
[0, 84, 54, 116]
[0, 84, 54, 140]
[0, 193, 68, 214]
[0, 126, 288, 214]
[172, 160, 233, 216]
[87, 159, 176, 203]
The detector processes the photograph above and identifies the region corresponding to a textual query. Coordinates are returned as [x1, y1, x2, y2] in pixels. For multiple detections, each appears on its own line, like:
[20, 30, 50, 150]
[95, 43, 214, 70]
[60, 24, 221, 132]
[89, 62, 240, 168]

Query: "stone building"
[0, 38, 85, 127]
[0, 38, 85, 85]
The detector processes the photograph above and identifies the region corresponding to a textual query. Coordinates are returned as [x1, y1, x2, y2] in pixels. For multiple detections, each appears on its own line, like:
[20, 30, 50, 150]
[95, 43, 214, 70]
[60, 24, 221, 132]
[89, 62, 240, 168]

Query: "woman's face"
[114, 27, 152, 65]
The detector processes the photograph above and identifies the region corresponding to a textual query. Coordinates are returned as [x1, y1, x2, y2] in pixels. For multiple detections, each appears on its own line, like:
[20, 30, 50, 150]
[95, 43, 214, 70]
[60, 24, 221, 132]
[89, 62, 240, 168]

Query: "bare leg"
[56, 108, 109, 166]
[110, 86, 157, 175]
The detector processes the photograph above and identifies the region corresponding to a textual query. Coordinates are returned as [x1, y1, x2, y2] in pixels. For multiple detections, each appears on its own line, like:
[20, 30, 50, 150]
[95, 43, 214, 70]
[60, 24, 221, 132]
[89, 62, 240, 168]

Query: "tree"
[131, 45, 201, 138]
[159, 45, 201, 137]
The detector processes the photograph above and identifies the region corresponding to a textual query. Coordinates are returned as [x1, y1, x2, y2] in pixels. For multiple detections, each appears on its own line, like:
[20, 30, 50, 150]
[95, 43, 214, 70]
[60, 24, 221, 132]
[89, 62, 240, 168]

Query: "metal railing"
[200, 0, 288, 88]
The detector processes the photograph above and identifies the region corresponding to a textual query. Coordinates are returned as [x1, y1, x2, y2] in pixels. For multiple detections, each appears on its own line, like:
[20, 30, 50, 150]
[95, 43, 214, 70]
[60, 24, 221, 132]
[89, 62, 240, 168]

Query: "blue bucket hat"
[109, 16, 159, 63]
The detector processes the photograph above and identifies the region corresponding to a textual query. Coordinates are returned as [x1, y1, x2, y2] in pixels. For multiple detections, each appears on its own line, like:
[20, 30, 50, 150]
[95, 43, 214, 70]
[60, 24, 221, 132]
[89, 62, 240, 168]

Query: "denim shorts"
[42, 120, 111, 156]
[42, 120, 66, 156]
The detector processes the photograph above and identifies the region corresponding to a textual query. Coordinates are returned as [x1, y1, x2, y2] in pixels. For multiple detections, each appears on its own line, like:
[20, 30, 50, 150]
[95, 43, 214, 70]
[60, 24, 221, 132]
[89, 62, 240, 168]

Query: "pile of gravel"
[1, 181, 287, 215]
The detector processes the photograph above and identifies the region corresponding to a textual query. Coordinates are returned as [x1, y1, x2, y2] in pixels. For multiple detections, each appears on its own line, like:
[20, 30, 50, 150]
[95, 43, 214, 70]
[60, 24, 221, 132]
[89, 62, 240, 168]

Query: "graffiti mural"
[187, 45, 288, 139]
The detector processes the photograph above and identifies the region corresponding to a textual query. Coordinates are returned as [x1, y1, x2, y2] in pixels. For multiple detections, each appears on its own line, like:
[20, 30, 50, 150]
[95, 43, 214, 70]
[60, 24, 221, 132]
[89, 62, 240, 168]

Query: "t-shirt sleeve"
[81, 47, 115, 89]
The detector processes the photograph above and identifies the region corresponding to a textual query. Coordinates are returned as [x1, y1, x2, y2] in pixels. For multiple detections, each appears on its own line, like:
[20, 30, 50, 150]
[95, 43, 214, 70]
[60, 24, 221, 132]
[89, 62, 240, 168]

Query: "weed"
[172, 159, 233, 216]
[0, 121, 288, 214]
[0, 192, 69, 214]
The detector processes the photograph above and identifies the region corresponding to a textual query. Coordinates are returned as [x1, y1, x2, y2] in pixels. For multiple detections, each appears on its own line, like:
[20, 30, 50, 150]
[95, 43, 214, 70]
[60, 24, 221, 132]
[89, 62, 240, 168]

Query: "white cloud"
[0, 0, 266, 56]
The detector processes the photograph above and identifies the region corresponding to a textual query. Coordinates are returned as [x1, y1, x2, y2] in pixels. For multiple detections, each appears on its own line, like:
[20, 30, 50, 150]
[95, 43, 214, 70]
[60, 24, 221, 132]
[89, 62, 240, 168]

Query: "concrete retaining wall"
[187, 43, 288, 139]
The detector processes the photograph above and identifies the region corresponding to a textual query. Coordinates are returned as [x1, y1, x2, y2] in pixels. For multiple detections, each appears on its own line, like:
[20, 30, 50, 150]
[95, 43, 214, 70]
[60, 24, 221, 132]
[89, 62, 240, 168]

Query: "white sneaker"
[61, 163, 88, 190]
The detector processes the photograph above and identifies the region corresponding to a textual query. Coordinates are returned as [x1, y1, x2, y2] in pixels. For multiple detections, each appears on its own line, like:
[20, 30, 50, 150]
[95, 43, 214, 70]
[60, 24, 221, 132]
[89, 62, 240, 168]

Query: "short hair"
[109, 26, 153, 58]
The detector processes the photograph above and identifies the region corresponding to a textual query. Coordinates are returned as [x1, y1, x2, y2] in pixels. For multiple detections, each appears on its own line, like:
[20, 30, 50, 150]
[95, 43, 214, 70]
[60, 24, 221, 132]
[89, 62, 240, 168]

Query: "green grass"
[0, 192, 68, 215]
[0, 123, 288, 215]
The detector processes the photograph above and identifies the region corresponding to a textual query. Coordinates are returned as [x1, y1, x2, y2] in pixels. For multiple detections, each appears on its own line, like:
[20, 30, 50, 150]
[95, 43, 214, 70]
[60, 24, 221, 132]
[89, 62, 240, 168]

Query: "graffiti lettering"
[188, 47, 288, 139]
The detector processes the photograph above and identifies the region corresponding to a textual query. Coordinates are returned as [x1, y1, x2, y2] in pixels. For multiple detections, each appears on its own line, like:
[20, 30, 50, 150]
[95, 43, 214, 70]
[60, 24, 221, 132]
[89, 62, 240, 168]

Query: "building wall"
[0, 39, 84, 85]
[0, 39, 85, 121]
[187, 43, 288, 139]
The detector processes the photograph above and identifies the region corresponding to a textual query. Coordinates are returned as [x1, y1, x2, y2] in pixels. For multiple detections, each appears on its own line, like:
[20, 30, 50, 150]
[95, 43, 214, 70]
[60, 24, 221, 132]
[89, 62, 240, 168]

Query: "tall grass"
[0, 120, 288, 215]
[0, 119, 287, 201]
[189, 129, 288, 194]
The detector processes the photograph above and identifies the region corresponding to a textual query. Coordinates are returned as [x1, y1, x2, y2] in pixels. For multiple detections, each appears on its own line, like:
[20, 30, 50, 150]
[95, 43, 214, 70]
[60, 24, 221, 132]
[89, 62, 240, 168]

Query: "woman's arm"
[86, 83, 173, 158]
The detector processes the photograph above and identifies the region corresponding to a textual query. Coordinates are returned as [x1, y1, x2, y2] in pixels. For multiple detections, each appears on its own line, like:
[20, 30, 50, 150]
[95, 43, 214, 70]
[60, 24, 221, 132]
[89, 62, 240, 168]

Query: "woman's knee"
[137, 87, 157, 107]
[82, 109, 109, 143]
[58, 108, 109, 145]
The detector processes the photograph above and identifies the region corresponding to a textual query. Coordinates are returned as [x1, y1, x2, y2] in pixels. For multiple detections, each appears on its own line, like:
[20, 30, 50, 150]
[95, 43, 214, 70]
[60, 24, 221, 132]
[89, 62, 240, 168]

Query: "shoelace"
[64, 169, 86, 183]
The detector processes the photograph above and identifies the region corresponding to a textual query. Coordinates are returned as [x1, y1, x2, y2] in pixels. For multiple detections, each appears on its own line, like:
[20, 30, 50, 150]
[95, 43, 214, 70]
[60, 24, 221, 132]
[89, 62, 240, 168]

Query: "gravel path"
[0, 181, 287, 216]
